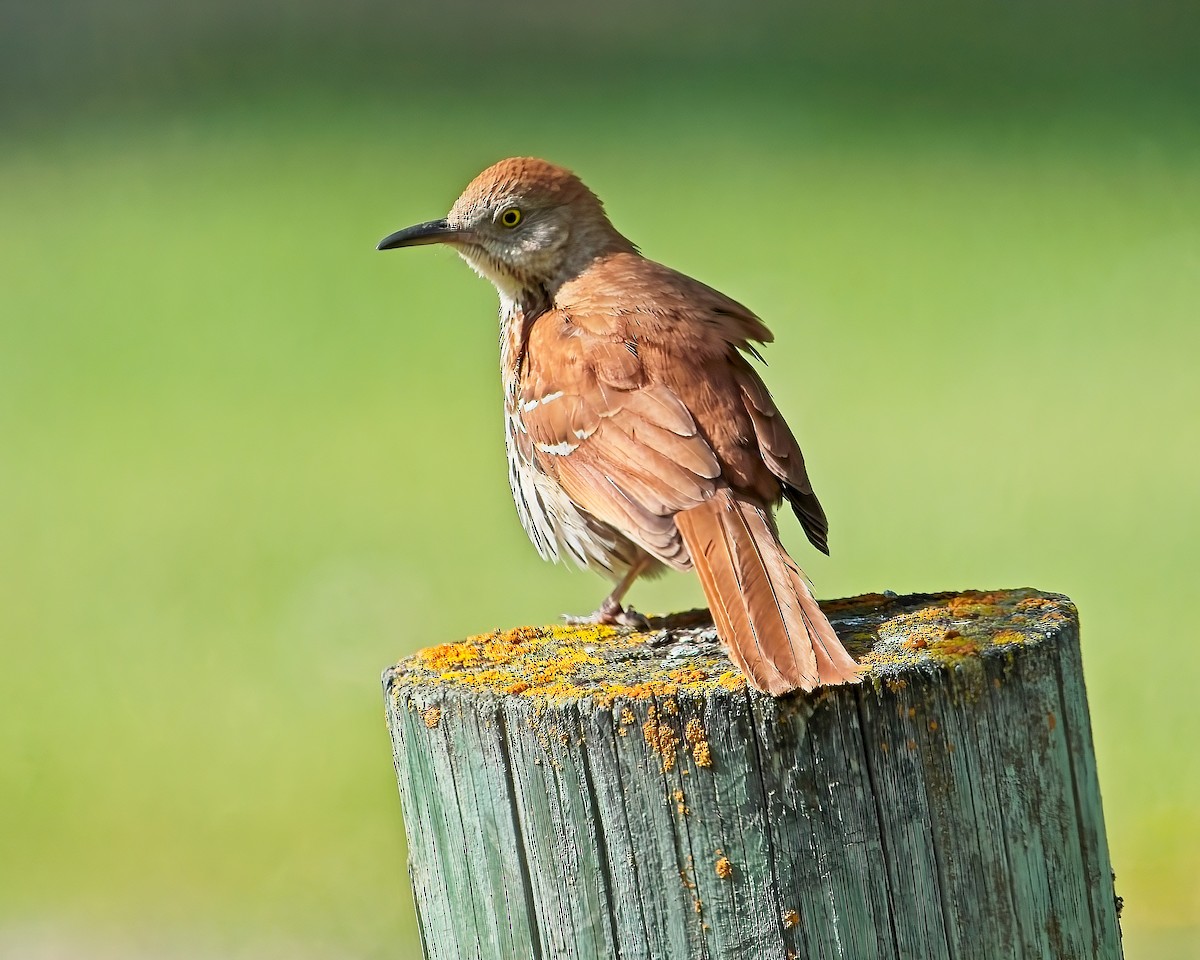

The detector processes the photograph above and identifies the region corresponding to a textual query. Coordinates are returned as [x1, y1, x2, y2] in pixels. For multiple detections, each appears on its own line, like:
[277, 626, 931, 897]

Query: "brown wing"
[519, 306, 720, 568]
[737, 369, 829, 554]
[521, 250, 828, 564]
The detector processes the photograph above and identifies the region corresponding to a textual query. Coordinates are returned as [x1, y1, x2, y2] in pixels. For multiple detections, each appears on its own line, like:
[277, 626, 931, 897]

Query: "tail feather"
[675, 489, 861, 695]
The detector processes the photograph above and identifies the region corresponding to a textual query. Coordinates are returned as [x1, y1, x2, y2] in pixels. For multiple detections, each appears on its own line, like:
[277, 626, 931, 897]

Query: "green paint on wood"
[383, 589, 1124, 960]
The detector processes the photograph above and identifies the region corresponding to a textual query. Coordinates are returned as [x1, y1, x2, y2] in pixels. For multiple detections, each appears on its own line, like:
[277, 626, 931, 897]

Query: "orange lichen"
[947, 593, 1004, 618]
[682, 719, 714, 767]
[860, 589, 1075, 677]
[643, 709, 681, 773]
[421, 706, 441, 729]
[673, 788, 690, 817]
[782, 909, 800, 929]
[908, 605, 950, 622]
[1016, 596, 1057, 611]
[715, 856, 733, 880]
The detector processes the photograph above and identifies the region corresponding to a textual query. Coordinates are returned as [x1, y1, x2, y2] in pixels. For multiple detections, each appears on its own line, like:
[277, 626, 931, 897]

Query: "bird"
[377, 158, 860, 694]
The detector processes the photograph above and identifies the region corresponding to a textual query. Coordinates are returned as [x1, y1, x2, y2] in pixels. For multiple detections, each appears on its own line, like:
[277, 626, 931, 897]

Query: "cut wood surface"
[383, 589, 1124, 960]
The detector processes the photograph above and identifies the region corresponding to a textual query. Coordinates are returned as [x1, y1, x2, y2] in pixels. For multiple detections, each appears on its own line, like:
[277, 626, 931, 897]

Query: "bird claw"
[612, 606, 651, 629]
[562, 600, 650, 630]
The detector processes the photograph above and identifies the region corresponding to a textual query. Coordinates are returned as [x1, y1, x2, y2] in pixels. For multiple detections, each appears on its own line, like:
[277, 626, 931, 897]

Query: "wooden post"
[383, 589, 1124, 960]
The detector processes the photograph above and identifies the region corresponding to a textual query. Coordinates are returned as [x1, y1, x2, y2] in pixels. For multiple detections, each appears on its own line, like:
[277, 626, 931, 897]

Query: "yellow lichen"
[421, 706, 441, 729]
[782, 909, 799, 929]
[387, 620, 742, 706]
[715, 856, 733, 880]
[386, 590, 1074, 707]
[415, 643, 482, 673]
[928, 634, 982, 663]
[391, 618, 757, 706]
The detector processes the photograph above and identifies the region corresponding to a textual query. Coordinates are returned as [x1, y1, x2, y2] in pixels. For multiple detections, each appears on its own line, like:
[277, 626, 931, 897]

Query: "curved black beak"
[376, 218, 460, 251]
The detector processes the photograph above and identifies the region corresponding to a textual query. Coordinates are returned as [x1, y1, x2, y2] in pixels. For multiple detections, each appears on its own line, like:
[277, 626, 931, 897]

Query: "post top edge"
[383, 587, 1076, 709]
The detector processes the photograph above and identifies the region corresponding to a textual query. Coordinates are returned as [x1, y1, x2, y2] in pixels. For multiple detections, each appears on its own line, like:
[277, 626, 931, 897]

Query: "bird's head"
[378, 157, 633, 305]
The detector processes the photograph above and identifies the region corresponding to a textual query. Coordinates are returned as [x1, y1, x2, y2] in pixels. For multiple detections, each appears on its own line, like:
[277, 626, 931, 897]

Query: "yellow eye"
[499, 207, 522, 228]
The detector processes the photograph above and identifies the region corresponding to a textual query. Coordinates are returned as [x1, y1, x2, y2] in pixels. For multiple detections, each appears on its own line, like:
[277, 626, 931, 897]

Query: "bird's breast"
[498, 305, 637, 581]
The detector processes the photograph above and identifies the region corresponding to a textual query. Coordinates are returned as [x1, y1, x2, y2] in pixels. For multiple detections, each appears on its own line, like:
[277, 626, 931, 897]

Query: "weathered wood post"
[383, 589, 1123, 960]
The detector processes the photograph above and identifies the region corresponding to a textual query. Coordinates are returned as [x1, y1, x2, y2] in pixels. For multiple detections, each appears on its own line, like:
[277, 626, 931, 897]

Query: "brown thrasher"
[378, 158, 859, 694]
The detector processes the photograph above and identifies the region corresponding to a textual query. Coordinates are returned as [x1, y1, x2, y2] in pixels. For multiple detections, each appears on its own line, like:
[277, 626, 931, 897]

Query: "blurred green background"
[2, 1, 1197, 957]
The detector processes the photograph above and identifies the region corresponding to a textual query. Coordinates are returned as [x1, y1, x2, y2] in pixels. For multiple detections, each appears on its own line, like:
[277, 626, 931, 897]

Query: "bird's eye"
[499, 207, 522, 228]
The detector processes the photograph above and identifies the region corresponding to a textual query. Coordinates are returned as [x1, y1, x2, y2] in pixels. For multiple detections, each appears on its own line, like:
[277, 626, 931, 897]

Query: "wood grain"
[384, 589, 1124, 959]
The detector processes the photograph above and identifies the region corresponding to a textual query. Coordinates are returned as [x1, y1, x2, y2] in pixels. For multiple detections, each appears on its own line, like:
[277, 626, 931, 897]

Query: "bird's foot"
[562, 597, 650, 630]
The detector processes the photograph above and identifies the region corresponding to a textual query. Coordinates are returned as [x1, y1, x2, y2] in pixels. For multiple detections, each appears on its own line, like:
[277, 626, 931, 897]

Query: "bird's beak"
[376, 218, 463, 251]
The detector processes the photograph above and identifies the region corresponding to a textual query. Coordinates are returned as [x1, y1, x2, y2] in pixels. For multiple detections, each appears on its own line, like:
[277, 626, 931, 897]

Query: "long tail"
[675, 488, 861, 695]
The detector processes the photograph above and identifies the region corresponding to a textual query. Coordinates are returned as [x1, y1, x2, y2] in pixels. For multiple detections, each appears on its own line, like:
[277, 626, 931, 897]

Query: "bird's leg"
[563, 556, 651, 629]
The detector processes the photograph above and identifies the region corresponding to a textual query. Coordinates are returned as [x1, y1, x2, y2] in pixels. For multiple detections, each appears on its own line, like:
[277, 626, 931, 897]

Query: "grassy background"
[2, 3, 1198, 957]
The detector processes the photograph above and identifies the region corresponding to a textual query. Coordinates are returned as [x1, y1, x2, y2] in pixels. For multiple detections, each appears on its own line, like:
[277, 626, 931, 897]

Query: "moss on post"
[383, 589, 1124, 960]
